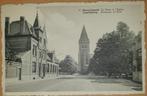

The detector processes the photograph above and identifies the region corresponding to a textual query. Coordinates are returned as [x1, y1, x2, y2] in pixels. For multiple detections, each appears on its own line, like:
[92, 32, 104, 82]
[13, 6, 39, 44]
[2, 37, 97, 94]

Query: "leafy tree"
[59, 55, 77, 74]
[88, 22, 135, 77]
[5, 40, 18, 64]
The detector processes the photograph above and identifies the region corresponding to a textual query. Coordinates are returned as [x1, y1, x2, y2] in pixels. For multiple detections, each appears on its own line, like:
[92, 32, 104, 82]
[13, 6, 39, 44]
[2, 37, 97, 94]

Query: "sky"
[1, 2, 145, 62]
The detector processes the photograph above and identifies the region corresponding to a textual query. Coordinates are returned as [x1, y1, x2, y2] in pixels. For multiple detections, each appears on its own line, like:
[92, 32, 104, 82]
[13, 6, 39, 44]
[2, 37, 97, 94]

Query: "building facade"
[5, 13, 59, 80]
[78, 26, 90, 74]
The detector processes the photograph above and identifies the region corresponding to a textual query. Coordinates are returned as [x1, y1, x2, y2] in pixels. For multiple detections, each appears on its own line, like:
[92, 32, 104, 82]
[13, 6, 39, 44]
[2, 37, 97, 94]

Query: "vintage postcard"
[0, 1, 146, 96]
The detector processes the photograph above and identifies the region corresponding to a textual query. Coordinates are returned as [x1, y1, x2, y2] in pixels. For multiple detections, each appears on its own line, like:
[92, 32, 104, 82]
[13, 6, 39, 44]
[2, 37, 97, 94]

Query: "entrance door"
[18, 68, 21, 80]
[39, 63, 41, 77]
[43, 64, 46, 78]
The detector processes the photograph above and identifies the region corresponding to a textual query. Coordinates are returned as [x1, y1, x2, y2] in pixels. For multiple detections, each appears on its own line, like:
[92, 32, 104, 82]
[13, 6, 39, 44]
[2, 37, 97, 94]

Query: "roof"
[33, 12, 45, 35]
[33, 12, 39, 28]
[9, 19, 38, 39]
[47, 52, 54, 61]
[79, 26, 89, 43]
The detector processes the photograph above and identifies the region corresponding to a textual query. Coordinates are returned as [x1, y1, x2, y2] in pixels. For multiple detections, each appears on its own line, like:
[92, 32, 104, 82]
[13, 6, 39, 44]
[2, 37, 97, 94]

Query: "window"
[39, 51, 42, 58]
[52, 65, 54, 73]
[82, 45, 87, 48]
[39, 37, 42, 43]
[82, 45, 85, 48]
[50, 64, 52, 73]
[32, 62, 36, 73]
[33, 45, 37, 57]
[44, 39, 46, 47]
[40, 52, 46, 60]
[86, 56, 89, 64]
[39, 63, 41, 77]
[46, 64, 49, 72]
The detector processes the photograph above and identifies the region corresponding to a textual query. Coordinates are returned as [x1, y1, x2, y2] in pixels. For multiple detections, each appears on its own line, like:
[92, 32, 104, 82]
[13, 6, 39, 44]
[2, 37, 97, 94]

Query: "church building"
[78, 26, 90, 74]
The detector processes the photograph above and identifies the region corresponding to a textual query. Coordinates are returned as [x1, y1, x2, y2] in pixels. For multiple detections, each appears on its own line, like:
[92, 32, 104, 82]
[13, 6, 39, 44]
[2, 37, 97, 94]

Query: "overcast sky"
[1, 2, 145, 62]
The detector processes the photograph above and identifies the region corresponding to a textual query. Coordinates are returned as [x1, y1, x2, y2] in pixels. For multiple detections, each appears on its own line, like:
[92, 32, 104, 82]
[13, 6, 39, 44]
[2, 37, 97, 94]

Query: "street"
[5, 75, 142, 92]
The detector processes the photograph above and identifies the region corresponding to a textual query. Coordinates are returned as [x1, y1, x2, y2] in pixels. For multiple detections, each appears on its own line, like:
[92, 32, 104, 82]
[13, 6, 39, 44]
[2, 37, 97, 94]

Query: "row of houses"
[5, 12, 59, 80]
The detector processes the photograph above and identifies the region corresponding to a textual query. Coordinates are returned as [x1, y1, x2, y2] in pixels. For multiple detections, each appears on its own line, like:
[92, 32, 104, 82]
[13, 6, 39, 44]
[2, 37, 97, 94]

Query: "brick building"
[5, 13, 59, 80]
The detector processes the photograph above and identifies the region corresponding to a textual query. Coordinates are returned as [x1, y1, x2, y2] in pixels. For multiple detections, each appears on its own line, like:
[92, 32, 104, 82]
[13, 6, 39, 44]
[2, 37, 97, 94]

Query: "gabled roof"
[47, 52, 54, 61]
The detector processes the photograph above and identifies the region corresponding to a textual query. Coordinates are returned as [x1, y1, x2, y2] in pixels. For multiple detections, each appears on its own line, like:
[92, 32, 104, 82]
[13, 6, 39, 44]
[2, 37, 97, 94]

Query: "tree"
[5, 40, 18, 64]
[88, 22, 135, 77]
[59, 55, 77, 74]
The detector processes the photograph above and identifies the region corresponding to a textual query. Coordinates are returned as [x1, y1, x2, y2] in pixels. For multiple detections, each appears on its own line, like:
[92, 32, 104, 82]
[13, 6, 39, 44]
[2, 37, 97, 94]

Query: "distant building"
[78, 26, 90, 74]
[5, 12, 59, 80]
[132, 32, 142, 83]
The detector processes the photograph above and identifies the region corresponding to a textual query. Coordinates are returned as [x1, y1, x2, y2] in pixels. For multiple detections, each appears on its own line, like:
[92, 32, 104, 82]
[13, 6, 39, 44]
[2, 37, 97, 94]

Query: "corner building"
[5, 13, 59, 80]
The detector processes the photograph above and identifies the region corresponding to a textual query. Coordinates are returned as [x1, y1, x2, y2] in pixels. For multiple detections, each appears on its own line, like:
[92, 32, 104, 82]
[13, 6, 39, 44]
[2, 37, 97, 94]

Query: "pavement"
[5, 75, 142, 92]
[5, 75, 59, 86]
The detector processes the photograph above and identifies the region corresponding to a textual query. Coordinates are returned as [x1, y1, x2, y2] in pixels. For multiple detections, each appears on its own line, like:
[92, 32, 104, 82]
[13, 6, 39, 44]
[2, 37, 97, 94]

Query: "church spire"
[79, 25, 89, 43]
[33, 11, 40, 28]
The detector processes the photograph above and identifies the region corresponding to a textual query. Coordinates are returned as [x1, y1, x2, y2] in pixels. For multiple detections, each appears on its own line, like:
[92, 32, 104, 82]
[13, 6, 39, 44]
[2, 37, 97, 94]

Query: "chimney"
[20, 16, 25, 34]
[5, 17, 10, 37]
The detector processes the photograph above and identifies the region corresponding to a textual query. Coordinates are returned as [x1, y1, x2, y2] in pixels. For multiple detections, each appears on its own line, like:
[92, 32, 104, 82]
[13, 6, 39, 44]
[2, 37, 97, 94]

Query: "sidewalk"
[5, 75, 85, 85]
[5, 76, 59, 86]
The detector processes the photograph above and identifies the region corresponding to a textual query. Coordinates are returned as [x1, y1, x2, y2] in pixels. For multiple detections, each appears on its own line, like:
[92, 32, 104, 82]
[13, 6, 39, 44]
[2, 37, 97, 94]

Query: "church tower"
[78, 26, 90, 74]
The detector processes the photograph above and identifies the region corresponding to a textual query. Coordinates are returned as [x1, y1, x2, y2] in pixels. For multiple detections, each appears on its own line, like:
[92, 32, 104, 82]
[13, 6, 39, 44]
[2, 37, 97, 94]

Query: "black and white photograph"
[1, 1, 145, 95]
